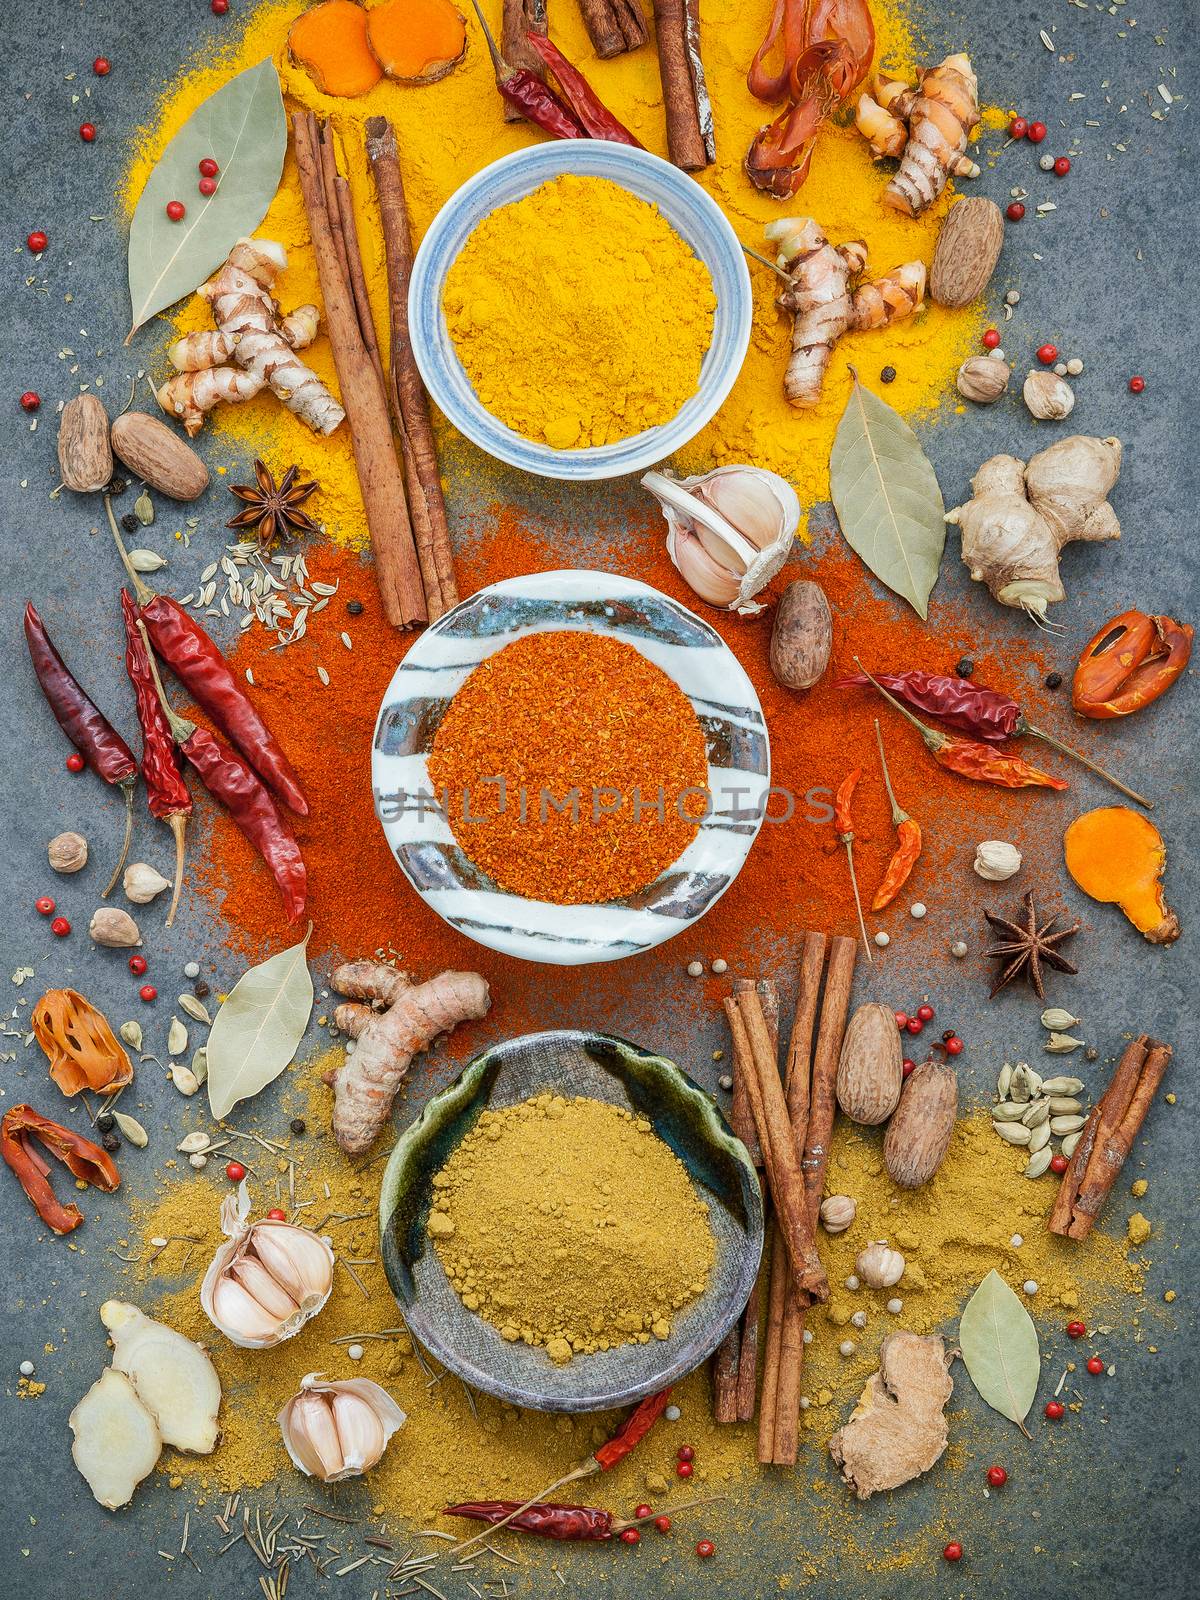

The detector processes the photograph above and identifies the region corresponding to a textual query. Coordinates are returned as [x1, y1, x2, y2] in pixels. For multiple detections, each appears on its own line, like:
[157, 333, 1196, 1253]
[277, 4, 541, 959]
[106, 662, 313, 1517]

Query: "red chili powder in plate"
[426, 630, 710, 904]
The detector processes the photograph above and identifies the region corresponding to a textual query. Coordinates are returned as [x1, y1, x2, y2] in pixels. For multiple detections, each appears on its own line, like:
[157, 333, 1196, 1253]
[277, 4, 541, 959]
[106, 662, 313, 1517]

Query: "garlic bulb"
[819, 1195, 857, 1234]
[855, 1241, 906, 1290]
[642, 465, 800, 615]
[973, 840, 1022, 881]
[123, 862, 171, 903]
[201, 1183, 334, 1348]
[278, 1373, 405, 1482]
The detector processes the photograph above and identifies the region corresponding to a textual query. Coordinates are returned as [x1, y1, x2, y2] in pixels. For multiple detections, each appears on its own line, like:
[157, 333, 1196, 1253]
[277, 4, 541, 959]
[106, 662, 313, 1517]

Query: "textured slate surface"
[0, 1, 1194, 1595]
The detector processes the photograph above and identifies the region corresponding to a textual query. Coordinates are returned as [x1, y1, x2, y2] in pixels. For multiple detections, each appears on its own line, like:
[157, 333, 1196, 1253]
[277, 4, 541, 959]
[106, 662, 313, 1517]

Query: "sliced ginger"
[102, 1300, 222, 1454]
[368, 0, 467, 84]
[1064, 806, 1180, 945]
[69, 1368, 161, 1510]
[288, 0, 383, 98]
[828, 1331, 954, 1498]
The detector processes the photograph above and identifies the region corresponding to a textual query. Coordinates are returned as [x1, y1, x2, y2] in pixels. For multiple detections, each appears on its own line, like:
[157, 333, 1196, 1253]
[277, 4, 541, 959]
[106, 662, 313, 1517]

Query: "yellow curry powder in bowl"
[426, 629, 710, 905]
[441, 174, 717, 450]
[427, 1093, 717, 1363]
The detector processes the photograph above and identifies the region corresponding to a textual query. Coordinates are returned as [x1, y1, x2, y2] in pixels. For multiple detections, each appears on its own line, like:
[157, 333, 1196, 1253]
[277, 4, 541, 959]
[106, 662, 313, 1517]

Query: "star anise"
[226, 459, 319, 549]
[984, 890, 1080, 1000]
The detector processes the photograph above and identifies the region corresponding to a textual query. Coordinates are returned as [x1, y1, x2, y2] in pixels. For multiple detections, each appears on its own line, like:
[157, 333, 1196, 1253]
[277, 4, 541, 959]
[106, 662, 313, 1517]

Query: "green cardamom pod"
[1024, 1146, 1052, 1178]
[993, 1120, 1033, 1146]
[134, 488, 155, 525]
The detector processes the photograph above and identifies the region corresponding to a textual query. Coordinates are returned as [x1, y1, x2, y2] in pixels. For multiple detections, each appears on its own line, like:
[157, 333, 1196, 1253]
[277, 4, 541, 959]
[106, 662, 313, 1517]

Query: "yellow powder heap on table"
[442, 174, 717, 450]
[428, 1093, 717, 1362]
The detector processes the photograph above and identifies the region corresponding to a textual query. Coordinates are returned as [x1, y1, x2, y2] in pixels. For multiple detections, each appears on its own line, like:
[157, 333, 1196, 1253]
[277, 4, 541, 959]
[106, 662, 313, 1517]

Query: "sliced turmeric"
[1064, 806, 1181, 946]
[367, 0, 467, 84]
[288, 0, 383, 98]
[32, 988, 133, 1097]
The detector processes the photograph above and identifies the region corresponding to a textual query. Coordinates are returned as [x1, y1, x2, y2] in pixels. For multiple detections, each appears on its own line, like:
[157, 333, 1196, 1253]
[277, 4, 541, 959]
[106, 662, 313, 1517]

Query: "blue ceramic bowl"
[408, 142, 753, 480]
[371, 570, 770, 965]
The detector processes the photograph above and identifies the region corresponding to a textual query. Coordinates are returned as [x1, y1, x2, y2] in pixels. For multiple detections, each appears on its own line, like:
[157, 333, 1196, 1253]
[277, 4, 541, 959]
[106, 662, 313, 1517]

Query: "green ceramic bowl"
[378, 1029, 764, 1413]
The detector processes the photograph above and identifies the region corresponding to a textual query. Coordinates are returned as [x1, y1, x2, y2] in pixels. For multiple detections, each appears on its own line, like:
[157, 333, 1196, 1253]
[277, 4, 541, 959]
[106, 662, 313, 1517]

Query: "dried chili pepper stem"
[834, 768, 873, 963]
[467, 0, 586, 137]
[853, 659, 951, 753]
[1014, 717, 1153, 811]
[871, 719, 923, 912]
[104, 495, 155, 608]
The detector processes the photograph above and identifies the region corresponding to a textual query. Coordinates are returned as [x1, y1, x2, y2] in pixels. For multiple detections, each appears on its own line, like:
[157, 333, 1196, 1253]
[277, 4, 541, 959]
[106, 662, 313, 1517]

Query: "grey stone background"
[0, 0, 1195, 1595]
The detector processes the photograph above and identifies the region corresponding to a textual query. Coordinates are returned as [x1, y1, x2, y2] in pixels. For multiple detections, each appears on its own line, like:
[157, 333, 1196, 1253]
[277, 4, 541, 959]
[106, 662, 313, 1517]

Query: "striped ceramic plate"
[372, 571, 770, 965]
[407, 141, 753, 480]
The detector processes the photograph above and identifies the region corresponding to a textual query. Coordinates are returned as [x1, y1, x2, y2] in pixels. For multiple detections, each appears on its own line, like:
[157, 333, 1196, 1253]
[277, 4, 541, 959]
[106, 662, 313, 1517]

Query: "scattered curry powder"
[442, 175, 716, 449]
[427, 631, 709, 904]
[428, 1094, 716, 1360]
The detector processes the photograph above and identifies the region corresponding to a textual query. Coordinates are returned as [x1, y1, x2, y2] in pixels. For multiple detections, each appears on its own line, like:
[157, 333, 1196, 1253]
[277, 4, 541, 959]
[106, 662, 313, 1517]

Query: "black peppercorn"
[105, 476, 127, 497]
[193, 979, 210, 998]
[96, 1110, 115, 1133]
[290, 1117, 307, 1136]
[346, 599, 364, 616]
[1045, 672, 1063, 689]
[880, 365, 897, 383]
[956, 658, 975, 678]
[102, 1131, 120, 1153]
[1085, 1046, 1099, 1062]
[120, 511, 140, 534]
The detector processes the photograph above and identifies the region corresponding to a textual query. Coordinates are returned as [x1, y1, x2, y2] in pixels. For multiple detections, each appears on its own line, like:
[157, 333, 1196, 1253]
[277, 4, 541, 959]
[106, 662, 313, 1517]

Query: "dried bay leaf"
[959, 1268, 1040, 1435]
[206, 926, 313, 1121]
[126, 58, 285, 340]
[830, 375, 946, 619]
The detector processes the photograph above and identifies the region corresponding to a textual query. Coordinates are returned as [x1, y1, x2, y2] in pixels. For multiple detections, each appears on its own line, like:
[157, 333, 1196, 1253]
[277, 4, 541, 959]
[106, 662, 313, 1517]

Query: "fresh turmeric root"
[367, 0, 467, 84]
[288, 0, 384, 98]
[325, 962, 491, 1155]
[157, 240, 343, 438]
[855, 53, 981, 216]
[765, 217, 926, 407]
[1064, 807, 1181, 946]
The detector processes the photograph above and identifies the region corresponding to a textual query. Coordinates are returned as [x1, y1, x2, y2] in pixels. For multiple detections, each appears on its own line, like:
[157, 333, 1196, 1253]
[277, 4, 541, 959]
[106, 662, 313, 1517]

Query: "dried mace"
[227, 459, 319, 549]
[984, 890, 1080, 1000]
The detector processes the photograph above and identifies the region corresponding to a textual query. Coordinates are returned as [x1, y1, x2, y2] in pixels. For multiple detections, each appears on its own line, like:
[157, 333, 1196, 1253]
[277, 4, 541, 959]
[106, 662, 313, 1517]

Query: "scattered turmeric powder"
[428, 1094, 716, 1360]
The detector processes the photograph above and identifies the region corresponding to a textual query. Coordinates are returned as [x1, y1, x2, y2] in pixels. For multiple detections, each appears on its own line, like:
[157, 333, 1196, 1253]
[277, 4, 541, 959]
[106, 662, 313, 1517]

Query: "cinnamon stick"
[502, 0, 549, 122]
[726, 989, 827, 1302]
[364, 117, 459, 622]
[652, 0, 710, 170]
[577, 0, 648, 59]
[732, 980, 776, 1423]
[1049, 1036, 1172, 1240]
[292, 114, 426, 629]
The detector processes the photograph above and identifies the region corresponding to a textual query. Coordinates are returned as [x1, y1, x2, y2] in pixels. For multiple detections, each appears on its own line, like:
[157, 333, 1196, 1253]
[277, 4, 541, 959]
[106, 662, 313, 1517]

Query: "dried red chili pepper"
[833, 768, 872, 960]
[121, 589, 192, 927]
[136, 621, 307, 922]
[871, 721, 922, 912]
[23, 600, 137, 897]
[1072, 610, 1193, 719]
[106, 498, 308, 817]
[469, 0, 586, 138]
[445, 1501, 614, 1541]
[1, 1104, 120, 1234]
[527, 35, 643, 146]
[842, 666, 1152, 808]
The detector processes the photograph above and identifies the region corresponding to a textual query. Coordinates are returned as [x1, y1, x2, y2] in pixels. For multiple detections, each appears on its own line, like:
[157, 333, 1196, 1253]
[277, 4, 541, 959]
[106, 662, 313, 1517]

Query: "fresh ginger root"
[947, 435, 1123, 622]
[828, 1331, 954, 1498]
[766, 217, 926, 407]
[325, 962, 491, 1155]
[1064, 806, 1181, 946]
[156, 238, 344, 438]
[856, 53, 981, 216]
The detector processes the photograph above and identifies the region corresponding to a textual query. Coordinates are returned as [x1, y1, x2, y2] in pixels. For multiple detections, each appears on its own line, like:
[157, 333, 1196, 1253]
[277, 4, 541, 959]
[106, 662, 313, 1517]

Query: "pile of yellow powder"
[441, 175, 716, 450]
[428, 1093, 716, 1361]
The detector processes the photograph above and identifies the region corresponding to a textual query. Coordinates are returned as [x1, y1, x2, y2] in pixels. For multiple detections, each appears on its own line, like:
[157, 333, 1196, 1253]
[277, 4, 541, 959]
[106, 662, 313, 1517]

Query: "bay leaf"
[830, 375, 946, 619]
[126, 58, 285, 340]
[959, 1268, 1040, 1435]
[206, 926, 313, 1121]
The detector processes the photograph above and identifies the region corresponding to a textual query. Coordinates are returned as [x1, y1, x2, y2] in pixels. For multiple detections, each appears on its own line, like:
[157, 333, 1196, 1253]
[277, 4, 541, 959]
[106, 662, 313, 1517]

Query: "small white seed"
[1010, 1233, 1024, 1248]
[802, 1329, 813, 1345]
[1066, 357, 1084, 375]
[839, 1340, 856, 1357]
[874, 930, 890, 947]
[1005, 289, 1020, 305]
[844, 1275, 860, 1292]
[188, 1152, 208, 1169]
[850, 1310, 868, 1329]
[910, 902, 927, 920]
[886, 1298, 903, 1314]
[951, 940, 968, 958]
[19, 1360, 35, 1377]
[686, 960, 703, 977]
[664, 1404, 681, 1422]
[711, 958, 728, 975]
[347, 1343, 365, 1361]
[1023, 1280, 1039, 1296]
[183, 961, 200, 978]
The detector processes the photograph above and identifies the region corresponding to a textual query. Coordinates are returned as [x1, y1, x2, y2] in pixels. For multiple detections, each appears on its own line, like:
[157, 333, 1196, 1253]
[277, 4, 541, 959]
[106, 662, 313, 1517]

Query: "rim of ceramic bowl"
[377, 1028, 766, 1412]
[371, 571, 771, 965]
[408, 142, 753, 480]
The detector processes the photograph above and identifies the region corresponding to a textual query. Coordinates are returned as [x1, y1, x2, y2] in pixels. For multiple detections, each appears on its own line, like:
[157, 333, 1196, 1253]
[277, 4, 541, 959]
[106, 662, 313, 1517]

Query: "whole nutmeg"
[48, 831, 88, 874]
[88, 907, 142, 948]
[855, 1241, 906, 1290]
[1023, 369, 1075, 420]
[956, 355, 1010, 404]
[819, 1195, 857, 1235]
[123, 862, 171, 903]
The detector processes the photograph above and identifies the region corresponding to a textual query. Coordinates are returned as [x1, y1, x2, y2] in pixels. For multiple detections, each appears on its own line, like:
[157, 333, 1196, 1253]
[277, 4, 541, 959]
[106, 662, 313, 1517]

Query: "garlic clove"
[330, 1388, 386, 1474]
[231, 1255, 300, 1322]
[696, 466, 798, 552]
[253, 1222, 335, 1305]
[289, 1391, 345, 1479]
[123, 862, 172, 904]
[211, 1274, 282, 1344]
[668, 525, 745, 608]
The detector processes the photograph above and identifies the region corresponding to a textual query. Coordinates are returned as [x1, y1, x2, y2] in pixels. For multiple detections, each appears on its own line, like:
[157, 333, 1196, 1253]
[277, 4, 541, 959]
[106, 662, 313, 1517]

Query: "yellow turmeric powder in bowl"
[441, 174, 717, 450]
[427, 1093, 717, 1362]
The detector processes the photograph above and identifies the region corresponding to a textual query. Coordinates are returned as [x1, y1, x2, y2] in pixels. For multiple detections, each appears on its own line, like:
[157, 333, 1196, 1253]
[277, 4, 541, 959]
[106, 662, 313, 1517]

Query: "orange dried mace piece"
[32, 988, 133, 1096]
[367, 0, 467, 84]
[288, 0, 384, 98]
[1063, 806, 1181, 946]
[1072, 609, 1193, 719]
[1, 1104, 120, 1234]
